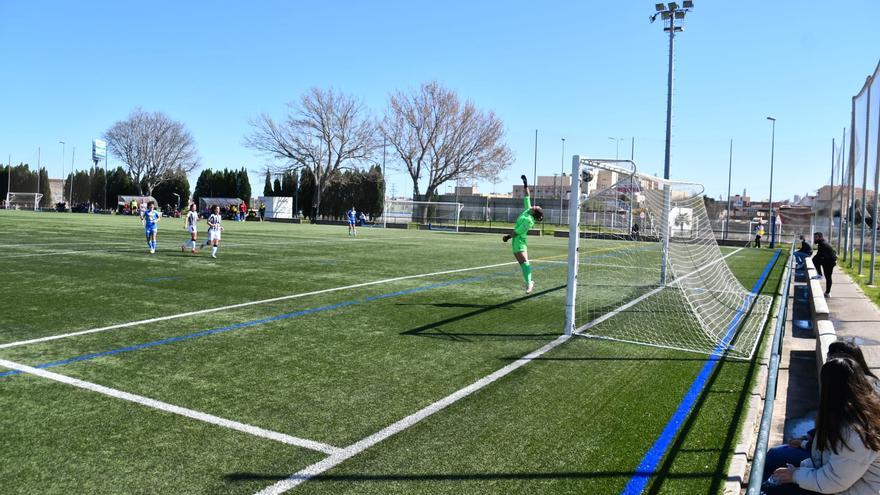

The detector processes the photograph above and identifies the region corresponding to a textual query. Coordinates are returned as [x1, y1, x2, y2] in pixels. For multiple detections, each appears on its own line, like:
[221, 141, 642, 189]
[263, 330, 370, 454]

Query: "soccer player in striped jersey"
[180, 203, 199, 254]
[141, 201, 161, 254]
[201, 205, 224, 258]
[502, 175, 543, 293]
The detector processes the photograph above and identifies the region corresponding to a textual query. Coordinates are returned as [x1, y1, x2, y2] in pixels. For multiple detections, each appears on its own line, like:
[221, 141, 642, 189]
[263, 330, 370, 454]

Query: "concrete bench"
[803, 257, 837, 376]
[816, 320, 838, 371]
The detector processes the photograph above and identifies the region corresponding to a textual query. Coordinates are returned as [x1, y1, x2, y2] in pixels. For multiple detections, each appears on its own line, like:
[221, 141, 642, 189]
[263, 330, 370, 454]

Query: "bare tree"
[104, 108, 200, 195]
[245, 87, 378, 217]
[382, 81, 513, 203]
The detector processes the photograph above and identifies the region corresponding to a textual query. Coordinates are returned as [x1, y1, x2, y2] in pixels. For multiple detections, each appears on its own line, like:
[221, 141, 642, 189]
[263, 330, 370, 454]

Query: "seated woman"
[763, 340, 880, 488]
[770, 357, 880, 494]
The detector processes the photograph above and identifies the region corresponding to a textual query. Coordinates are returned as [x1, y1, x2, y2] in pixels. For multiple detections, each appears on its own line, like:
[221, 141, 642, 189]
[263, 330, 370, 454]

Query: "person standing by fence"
[812, 232, 837, 296]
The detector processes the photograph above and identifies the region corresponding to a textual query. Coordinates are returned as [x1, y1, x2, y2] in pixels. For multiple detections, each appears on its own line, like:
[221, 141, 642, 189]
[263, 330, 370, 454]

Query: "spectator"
[762, 340, 880, 485]
[358, 211, 367, 226]
[755, 222, 764, 248]
[230, 204, 238, 221]
[259, 202, 266, 222]
[632, 222, 641, 241]
[770, 357, 880, 494]
[240, 201, 247, 222]
[793, 235, 813, 269]
[812, 232, 837, 296]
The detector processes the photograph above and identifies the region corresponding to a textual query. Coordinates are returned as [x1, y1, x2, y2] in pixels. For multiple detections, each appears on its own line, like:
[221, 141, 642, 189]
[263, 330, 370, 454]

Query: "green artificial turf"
[0, 210, 782, 494]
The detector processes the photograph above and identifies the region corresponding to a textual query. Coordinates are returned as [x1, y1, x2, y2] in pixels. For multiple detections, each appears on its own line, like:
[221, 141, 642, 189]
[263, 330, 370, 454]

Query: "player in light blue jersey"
[141, 201, 161, 254]
[347, 206, 357, 236]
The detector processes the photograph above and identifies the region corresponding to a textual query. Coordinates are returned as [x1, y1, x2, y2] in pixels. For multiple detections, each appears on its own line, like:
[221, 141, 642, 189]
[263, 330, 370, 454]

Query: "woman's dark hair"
[829, 340, 879, 380]
[815, 357, 880, 454]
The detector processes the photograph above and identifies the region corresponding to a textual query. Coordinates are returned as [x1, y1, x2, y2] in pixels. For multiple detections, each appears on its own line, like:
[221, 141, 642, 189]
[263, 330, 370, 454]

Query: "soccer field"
[0, 211, 784, 495]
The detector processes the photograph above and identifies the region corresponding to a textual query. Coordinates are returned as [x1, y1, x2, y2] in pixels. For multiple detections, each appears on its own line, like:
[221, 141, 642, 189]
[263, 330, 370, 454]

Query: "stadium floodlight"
[655, 3, 666, 12]
[650, 0, 695, 285]
[683, 0, 694, 8]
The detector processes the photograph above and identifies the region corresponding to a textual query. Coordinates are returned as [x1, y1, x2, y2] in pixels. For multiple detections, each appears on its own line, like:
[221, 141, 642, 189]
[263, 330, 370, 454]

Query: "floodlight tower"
[651, 1, 694, 285]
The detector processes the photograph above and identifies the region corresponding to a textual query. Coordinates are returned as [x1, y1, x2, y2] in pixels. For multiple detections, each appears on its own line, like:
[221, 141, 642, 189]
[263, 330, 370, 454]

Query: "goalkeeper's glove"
[520, 175, 528, 187]
[502, 234, 511, 243]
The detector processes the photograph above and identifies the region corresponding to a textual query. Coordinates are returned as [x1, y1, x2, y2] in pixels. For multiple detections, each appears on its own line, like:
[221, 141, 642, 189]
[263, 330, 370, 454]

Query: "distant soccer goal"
[563, 156, 773, 360]
[5, 192, 43, 211]
[381, 200, 463, 232]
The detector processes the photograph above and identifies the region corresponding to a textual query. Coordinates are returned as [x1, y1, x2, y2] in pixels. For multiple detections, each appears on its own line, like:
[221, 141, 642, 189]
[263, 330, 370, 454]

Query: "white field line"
[253, 335, 573, 495]
[252, 246, 747, 494]
[0, 358, 341, 455]
[0, 261, 520, 350]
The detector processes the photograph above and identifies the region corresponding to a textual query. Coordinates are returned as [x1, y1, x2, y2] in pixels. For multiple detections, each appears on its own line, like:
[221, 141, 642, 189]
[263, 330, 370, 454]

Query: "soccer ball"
[581, 168, 594, 183]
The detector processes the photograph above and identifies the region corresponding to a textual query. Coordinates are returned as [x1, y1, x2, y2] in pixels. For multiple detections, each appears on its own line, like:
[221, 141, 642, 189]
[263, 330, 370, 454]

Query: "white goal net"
[563, 156, 773, 360]
[381, 200, 463, 231]
[5, 192, 43, 211]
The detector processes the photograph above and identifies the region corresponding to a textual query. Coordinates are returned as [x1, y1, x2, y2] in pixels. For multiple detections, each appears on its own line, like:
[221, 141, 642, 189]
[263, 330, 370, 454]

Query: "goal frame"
[381, 200, 463, 232]
[5, 192, 44, 211]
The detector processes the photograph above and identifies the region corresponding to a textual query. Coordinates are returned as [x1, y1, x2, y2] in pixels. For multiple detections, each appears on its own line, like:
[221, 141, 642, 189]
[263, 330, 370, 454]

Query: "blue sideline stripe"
[0, 246, 630, 379]
[620, 249, 781, 495]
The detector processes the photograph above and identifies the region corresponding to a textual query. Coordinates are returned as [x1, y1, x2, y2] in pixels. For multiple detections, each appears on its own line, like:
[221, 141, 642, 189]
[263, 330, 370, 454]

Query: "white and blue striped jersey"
[207, 213, 222, 231]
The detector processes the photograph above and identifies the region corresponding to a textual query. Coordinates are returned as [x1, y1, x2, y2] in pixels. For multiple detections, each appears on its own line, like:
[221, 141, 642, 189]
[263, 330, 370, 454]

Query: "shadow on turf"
[400, 285, 565, 341]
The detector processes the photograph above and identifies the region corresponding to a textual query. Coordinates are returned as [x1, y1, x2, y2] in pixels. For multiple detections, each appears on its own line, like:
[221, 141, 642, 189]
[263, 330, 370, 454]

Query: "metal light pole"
[767, 116, 776, 248]
[58, 141, 65, 203]
[725, 139, 733, 240]
[69, 147, 75, 206]
[560, 137, 566, 225]
[651, 1, 694, 284]
[533, 129, 538, 189]
[608, 137, 623, 160]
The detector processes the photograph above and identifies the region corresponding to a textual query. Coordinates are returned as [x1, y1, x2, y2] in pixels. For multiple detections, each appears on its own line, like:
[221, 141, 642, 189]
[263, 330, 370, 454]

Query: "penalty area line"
[0, 358, 341, 456]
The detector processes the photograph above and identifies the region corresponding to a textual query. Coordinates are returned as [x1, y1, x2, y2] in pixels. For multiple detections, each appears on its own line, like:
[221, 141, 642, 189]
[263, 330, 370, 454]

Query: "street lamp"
[767, 116, 777, 248]
[651, 1, 694, 286]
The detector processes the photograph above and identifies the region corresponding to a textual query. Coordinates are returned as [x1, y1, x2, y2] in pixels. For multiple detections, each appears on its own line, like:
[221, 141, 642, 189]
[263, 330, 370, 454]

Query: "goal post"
[381, 200, 463, 231]
[563, 155, 773, 360]
[5, 192, 43, 211]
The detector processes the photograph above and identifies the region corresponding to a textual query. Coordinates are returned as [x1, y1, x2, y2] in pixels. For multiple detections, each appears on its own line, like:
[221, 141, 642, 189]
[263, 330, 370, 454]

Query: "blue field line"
[0, 264, 558, 380]
[619, 249, 781, 495]
[0, 246, 637, 380]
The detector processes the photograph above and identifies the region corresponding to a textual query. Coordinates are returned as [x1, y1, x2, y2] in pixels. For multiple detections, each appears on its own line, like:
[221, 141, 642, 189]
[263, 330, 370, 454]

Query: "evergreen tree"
[106, 166, 137, 208]
[89, 167, 107, 207]
[238, 168, 251, 202]
[298, 168, 316, 218]
[192, 169, 214, 207]
[38, 168, 53, 207]
[152, 172, 191, 211]
[263, 171, 273, 196]
[273, 177, 282, 195]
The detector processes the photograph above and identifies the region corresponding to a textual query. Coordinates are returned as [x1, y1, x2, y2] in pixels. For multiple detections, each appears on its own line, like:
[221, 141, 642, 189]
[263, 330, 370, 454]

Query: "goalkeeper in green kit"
[503, 175, 544, 293]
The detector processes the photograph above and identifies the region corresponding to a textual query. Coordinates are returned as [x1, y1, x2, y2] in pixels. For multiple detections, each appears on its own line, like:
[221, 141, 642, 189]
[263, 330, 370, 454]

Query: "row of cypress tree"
[261, 166, 384, 219]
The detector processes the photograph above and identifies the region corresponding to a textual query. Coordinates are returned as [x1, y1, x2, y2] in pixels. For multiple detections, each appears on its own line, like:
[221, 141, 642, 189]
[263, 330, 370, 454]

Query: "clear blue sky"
[2, 0, 878, 202]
